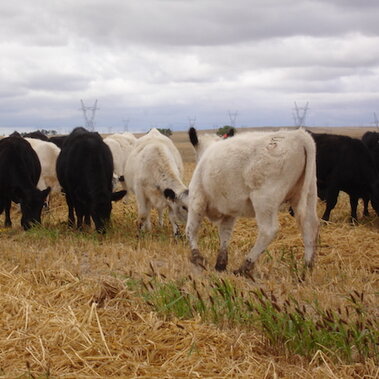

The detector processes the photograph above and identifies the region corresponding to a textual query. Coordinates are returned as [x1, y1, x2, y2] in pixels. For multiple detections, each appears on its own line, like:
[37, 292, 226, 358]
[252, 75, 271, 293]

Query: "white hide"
[186, 128, 319, 275]
[105, 133, 137, 190]
[25, 138, 61, 195]
[124, 128, 188, 235]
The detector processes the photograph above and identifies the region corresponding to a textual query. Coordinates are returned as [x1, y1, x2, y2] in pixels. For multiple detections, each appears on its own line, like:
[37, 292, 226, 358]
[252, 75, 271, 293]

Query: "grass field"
[0, 127, 378, 378]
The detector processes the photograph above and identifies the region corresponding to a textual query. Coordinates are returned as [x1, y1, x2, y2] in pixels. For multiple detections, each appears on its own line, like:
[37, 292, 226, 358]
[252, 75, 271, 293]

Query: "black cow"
[362, 131, 379, 170]
[23, 131, 49, 141]
[56, 127, 126, 233]
[311, 132, 379, 221]
[0, 136, 51, 229]
[49, 135, 67, 148]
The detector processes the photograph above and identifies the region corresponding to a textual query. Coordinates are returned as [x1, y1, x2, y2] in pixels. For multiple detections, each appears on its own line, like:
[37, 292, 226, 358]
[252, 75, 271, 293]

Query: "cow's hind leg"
[135, 192, 152, 231]
[322, 186, 339, 221]
[292, 201, 319, 270]
[349, 194, 359, 223]
[186, 206, 207, 268]
[65, 194, 75, 228]
[234, 200, 279, 276]
[215, 216, 235, 271]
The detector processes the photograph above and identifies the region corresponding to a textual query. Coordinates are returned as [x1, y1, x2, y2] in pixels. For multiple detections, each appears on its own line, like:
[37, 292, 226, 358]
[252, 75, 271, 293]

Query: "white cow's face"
[164, 188, 189, 223]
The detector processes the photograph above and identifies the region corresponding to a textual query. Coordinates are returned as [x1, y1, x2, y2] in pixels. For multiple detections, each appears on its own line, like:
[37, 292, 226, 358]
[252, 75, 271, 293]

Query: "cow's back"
[57, 132, 113, 194]
[0, 137, 41, 192]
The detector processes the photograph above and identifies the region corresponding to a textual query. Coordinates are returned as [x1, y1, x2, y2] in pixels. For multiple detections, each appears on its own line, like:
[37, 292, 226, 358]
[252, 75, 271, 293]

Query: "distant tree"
[157, 128, 172, 137]
[216, 125, 236, 137]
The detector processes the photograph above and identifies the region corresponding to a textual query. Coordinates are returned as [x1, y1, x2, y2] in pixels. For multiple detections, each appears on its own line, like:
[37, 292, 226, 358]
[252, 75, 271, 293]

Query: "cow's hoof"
[190, 249, 208, 270]
[233, 260, 255, 279]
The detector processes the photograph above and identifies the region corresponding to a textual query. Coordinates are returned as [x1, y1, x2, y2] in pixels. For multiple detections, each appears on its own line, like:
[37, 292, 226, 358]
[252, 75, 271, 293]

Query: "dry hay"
[0, 130, 378, 377]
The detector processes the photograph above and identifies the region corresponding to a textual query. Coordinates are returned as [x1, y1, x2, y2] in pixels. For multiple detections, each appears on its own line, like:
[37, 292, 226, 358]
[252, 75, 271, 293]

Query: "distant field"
[0, 126, 377, 377]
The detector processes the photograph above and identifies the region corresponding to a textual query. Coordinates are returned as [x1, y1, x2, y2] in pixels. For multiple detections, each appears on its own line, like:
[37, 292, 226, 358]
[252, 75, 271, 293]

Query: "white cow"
[186, 128, 319, 276]
[104, 132, 138, 190]
[25, 138, 61, 200]
[125, 128, 188, 236]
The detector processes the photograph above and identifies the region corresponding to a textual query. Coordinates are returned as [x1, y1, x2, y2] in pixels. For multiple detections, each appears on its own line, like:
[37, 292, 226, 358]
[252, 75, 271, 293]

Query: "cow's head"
[19, 187, 51, 230]
[92, 190, 127, 233]
[188, 127, 235, 162]
[164, 188, 189, 223]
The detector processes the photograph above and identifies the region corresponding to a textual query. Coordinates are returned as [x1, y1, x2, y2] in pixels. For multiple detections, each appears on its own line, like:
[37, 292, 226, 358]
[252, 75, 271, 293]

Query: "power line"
[80, 99, 99, 131]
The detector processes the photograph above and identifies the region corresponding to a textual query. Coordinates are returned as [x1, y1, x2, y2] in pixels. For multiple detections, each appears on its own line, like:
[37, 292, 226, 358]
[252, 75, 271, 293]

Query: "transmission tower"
[228, 110, 238, 127]
[292, 102, 309, 128]
[374, 112, 379, 129]
[188, 117, 196, 128]
[122, 118, 130, 132]
[80, 99, 99, 131]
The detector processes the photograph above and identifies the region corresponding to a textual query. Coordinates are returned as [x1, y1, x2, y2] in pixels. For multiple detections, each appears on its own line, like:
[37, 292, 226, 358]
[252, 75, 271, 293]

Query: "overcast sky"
[1, 0, 379, 134]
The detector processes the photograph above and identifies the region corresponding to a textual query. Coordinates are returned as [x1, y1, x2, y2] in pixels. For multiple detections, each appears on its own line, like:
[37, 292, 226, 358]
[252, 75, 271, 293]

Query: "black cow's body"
[23, 131, 49, 141]
[362, 131, 379, 170]
[0, 136, 50, 229]
[56, 127, 126, 233]
[49, 135, 67, 148]
[311, 132, 379, 221]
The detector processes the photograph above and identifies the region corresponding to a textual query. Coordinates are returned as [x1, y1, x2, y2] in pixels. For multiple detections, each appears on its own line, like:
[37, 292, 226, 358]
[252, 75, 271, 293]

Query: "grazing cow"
[362, 131, 379, 170]
[186, 128, 319, 276]
[25, 138, 61, 201]
[49, 135, 68, 149]
[189, 127, 235, 161]
[311, 132, 379, 221]
[0, 136, 50, 229]
[56, 127, 126, 233]
[124, 128, 188, 236]
[23, 131, 49, 141]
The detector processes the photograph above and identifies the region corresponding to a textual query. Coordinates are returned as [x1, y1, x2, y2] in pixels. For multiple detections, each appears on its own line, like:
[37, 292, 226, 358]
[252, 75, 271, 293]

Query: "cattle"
[56, 127, 126, 233]
[188, 127, 235, 161]
[49, 135, 68, 149]
[310, 132, 379, 221]
[23, 131, 49, 141]
[124, 128, 188, 236]
[186, 128, 319, 276]
[25, 138, 61, 203]
[362, 131, 379, 170]
[0, 136, 50, 230]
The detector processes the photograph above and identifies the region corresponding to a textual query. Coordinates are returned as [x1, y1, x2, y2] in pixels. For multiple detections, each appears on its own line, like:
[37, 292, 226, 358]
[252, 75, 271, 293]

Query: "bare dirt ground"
[0, 126, 377, 377]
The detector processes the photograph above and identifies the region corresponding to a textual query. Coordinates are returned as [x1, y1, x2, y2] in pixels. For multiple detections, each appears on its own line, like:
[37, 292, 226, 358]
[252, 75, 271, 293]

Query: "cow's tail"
[295, 131, 318, 223]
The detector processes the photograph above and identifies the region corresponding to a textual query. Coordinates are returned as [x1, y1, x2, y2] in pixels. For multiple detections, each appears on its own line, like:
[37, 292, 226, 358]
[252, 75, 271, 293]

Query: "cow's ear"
[188, 127, 198, 147]
[164, 188, 176, 201]
[111, 190, 127, 202]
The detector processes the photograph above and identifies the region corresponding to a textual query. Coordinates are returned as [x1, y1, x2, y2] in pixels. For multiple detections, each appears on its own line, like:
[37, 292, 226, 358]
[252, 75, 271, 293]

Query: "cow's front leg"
[4, 199, 12, 227]
[215, 216, 235, 271]
[186, 207, 207, 268]
[136, 192, 152, 231]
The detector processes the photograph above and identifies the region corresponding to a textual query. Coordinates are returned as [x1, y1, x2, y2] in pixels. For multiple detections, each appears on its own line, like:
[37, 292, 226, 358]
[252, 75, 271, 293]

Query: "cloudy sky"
[1, 0, 379, 133]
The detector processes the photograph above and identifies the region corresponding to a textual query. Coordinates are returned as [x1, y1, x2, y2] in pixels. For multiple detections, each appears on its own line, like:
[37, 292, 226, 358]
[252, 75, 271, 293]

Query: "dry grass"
[0, 127, 378, 377]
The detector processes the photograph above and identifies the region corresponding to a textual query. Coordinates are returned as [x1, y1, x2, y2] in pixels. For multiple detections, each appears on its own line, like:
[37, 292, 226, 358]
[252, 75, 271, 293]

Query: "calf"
[56, 127, 126, 233]
[311, 132, 379, 221]
[186, 128, 319, 276]
[124, 128, 188, 236]
[0, 136, 50, 229]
